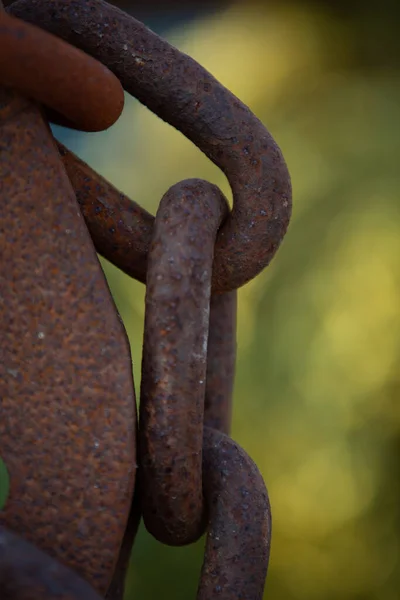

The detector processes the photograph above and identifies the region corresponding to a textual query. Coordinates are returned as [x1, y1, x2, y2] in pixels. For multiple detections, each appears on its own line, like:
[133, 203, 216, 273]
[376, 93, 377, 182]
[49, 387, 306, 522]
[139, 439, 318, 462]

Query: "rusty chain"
[0, 1, 292, 599]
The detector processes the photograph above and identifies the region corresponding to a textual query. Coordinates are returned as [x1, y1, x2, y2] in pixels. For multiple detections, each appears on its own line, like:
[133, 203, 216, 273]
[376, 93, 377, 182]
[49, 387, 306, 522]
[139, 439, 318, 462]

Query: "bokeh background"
[43, 0, 400, 598]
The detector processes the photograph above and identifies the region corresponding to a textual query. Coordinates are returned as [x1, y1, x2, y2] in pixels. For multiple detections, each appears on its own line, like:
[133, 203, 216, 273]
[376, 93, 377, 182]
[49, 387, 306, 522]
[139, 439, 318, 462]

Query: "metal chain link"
[0, 1, 292, 598]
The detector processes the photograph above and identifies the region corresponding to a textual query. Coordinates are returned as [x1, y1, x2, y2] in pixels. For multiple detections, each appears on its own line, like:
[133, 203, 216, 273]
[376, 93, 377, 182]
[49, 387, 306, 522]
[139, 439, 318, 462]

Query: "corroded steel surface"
[57, 143, 154, 286]
[204, 291, 236, 435]
[199, 428, 271, 600]
[9, 0, 292, 293]
[0, 11, 124, 131]
[0, 83, 136, 594]
[140, 179, 229, 545]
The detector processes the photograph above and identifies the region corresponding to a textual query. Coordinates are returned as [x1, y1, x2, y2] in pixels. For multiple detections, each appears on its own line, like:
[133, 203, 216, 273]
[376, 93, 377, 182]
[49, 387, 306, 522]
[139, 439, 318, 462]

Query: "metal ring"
[140, 179, 229, 545]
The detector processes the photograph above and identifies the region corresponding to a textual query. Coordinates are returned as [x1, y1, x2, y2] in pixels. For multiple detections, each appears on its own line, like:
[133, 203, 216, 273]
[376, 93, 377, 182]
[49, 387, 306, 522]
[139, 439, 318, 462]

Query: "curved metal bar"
[199, 428, 271, 600]
[9, 0, 292, 292]
[56, 144, 154, 286]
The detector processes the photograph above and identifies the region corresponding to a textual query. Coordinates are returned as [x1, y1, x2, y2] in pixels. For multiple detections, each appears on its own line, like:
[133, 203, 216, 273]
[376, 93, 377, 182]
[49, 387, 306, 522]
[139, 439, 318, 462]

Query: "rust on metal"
[205, 292, 236, 435]
[9, 0, 292, 293]
[0, 10, 124, 131]
[0, 525, 103, 600]
[0, 80, 137, 593]
[140, 179, 229, 545]
[199, 428, 271, 600]
[57, 143, 154, 286]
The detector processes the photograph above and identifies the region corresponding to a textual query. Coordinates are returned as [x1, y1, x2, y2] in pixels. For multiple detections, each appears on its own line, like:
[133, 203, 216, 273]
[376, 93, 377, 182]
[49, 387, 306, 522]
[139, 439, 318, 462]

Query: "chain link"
[9, 0, 292, 293]
[0, 1, 292, 598]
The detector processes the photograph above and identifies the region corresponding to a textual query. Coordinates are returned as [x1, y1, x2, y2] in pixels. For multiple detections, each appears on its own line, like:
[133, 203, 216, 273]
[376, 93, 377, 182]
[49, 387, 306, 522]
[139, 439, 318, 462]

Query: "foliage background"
[16, 0, 400, 598]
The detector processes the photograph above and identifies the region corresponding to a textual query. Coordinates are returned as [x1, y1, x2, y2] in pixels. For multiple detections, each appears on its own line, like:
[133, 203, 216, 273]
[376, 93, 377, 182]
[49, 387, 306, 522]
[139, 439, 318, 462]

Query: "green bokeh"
[0, 457, 9, 511]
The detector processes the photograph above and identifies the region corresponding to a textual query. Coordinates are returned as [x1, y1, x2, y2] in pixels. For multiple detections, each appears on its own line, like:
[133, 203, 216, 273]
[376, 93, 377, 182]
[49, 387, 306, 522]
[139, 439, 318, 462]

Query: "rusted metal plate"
[0, 84, 137, 594]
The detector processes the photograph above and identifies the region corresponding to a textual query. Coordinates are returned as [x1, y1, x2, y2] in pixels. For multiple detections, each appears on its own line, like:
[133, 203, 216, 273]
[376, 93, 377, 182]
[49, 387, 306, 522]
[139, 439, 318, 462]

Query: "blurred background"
[52, 0, 400, 598]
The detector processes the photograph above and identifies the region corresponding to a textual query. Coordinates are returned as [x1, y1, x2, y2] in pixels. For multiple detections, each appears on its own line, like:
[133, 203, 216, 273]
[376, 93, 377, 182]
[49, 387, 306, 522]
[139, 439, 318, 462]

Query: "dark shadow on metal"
[0, 525, 103, 600]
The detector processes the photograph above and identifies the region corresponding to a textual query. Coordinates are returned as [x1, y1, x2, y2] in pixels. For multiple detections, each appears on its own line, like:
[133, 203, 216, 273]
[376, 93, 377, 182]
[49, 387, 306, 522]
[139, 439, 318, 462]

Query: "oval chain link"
[9, 0, 292, 293]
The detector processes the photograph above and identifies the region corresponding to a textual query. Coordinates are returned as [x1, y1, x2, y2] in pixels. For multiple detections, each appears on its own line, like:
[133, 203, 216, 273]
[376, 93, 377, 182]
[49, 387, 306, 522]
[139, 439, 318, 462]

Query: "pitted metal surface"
[9, 0, 292, 293]
[0, 52, 136, 595]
